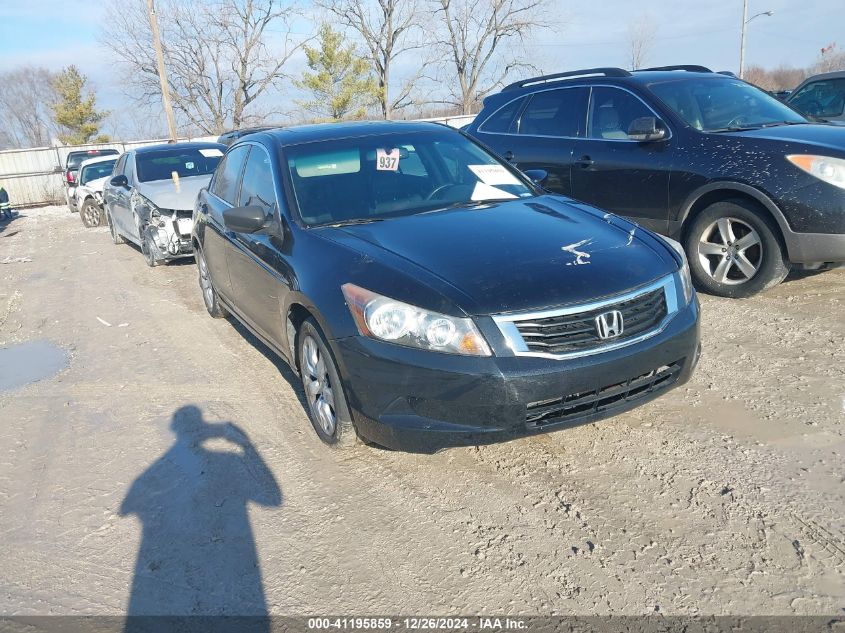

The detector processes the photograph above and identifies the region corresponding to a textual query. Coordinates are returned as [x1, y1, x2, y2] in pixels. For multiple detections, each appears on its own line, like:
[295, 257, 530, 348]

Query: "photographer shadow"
[121, 405, 281, 628]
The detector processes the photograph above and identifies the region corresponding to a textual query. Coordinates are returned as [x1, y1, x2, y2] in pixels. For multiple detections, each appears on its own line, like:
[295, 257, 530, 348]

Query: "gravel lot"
[0, 205, 843, 616]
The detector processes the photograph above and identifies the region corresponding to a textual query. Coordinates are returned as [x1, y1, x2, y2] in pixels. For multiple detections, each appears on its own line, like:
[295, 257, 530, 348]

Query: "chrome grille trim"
[493, 275, 679, 360]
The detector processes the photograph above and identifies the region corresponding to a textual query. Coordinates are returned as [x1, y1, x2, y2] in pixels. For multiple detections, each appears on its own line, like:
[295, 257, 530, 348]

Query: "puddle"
[0, 339, 68, 392]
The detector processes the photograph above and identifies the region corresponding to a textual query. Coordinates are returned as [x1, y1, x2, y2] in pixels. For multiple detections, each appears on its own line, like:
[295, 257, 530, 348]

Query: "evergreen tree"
[51, 66, 109, 145]
[295, 24, 379, 121]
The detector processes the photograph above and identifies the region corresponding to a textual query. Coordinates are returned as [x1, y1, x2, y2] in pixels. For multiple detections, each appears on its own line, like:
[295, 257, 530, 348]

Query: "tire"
[66, 190, 77, 213]
[106, 209, 125, 244]
[684, 198, 789, 298]
[196, 247, 229, 318]
[140, 226, 162, 267]
[80, 199, 102, 228]
[297, 318, 357, 449]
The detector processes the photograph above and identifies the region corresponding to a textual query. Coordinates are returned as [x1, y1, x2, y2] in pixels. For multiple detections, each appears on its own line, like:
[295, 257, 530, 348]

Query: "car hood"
[333, 196, 677, 316]
[733, 122, 845, 154]
[79, 176, 109, 193]
[136, 175, 212, 211]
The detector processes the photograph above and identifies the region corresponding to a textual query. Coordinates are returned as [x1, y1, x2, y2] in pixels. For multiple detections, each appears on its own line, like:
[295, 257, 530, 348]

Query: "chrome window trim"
[493, 274, 679, 359]
[475, 83, 672, 143]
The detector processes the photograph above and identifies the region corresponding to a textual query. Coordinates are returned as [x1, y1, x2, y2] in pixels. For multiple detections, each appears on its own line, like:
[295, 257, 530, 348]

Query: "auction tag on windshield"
[376, 148, 400, 171]
[469, 164, 521, 186]
[199, 148, 224, 158]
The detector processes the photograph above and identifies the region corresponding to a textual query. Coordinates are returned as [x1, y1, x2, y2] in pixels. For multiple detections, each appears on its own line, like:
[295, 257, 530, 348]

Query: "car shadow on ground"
[782, 267, 837, 285]
[120, 405, 281, 628]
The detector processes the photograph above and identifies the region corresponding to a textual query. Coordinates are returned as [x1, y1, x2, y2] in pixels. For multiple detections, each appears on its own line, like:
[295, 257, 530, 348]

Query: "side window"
[238, 147, 277, 215]
[479, 97, 526, 133]
[589, 87, 656, 140]
[113, 155, 126, 176]
[210, 145, 249, 205]
[789, 80, 845, 117]
[517, 88, 588, 137]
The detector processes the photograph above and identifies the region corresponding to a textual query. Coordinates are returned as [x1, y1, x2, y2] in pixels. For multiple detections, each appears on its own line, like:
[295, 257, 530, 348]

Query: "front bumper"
[147, 215, 195, 260]
[334, 300, 700, 452]
[783, 228, 845, 264]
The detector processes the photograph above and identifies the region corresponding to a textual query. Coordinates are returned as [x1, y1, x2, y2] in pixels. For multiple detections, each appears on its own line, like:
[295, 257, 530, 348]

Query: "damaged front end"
[135, 194, 195, 261]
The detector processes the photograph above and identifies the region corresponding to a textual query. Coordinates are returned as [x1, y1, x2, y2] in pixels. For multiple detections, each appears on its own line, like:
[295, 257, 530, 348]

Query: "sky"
[0, 0, 841, 137]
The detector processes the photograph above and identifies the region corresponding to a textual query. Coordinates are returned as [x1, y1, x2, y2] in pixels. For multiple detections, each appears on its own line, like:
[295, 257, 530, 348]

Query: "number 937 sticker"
[376, 148, 400, 171]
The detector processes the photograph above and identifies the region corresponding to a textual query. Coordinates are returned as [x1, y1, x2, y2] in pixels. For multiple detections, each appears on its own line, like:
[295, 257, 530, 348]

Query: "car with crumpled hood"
[102, 142, 226, 266]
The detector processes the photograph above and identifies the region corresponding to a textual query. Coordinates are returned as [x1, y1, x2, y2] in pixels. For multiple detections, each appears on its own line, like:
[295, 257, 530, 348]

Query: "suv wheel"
[297, 318, 357, 449]
[685, 199, 789, 298]
[80, 199, 102, 228]
[197, 248, 228, 318]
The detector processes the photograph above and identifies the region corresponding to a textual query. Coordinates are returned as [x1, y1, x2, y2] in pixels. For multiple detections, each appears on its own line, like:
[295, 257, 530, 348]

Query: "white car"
[74, 155, 119, 228]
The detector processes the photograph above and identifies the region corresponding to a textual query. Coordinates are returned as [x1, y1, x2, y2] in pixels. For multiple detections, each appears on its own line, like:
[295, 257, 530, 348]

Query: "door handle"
[503, 150, 514, 162]
[576, 155, 594, 168]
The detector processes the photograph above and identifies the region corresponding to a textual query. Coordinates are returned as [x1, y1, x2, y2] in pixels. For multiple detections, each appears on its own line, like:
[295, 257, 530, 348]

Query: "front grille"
[525, 360, 684, 429]
[514, 287, 667, 356]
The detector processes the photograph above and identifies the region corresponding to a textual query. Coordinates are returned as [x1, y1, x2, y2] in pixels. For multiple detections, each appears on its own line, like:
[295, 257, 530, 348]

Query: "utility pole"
[739, 1, 774, 79]
[146, 0, 178, 141]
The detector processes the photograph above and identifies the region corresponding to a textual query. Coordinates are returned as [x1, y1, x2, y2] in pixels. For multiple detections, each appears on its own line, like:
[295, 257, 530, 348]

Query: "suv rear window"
[478, 97, 526, 134]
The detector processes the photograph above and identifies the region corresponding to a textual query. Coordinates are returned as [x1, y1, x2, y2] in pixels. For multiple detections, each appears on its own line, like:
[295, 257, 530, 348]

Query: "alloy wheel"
[301, 335, 336, 438]
[82, 203, 101, 227]
[198, 252, 215, 310]
[697, 217, 763, 285]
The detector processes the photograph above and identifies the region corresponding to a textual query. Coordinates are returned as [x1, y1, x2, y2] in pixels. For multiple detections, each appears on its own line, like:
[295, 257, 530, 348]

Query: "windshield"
[285, 130, 535, 226]
[788, 78, 845, 119]
[135, 147, 224, 183]
[67, 150, 118, 170]
[80, 160, 117, 185]
[650, 77, 807, 131]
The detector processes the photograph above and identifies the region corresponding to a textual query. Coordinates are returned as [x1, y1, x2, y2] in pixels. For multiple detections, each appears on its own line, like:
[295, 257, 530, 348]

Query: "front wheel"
[80, 199, 102, 228]
[106, 209, 125, 244]
[197, 248, 228, 318]
[684, 199, 789, 298]
[297, 319, 357, 449]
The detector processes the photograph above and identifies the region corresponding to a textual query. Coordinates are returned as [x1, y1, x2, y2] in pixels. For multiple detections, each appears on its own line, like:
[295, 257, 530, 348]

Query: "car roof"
[795, 70, 845, 85]
[259, 120, 448, 146]
[133, 141, 226, 154]
[78, 155, 119, 168]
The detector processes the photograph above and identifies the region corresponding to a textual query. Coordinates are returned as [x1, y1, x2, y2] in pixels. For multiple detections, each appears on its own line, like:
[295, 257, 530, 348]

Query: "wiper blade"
[709, 125, 760, 133]
[327, 217, 387, 227]
[758, 120, 808, 128]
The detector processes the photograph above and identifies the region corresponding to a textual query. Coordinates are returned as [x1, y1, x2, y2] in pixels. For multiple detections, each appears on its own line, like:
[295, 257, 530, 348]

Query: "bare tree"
[103, 0, 307, 135]
[317, 0, 423, 119]
[627, 14, 657, 70]
[0, 67, 58, 149]
[813, 42, 845, 74]
[745, 64, 807, 92]
[432, 0, 544, 115]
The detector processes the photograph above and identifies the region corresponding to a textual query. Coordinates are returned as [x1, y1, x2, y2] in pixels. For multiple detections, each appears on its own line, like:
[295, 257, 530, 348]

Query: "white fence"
[0, 136, 217, 208]
[0, 114, 476, 208]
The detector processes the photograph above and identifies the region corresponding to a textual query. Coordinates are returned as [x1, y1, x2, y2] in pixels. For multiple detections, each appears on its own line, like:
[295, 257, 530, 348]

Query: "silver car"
[74, 155, 119, 228]
[102, 142, 225, 266]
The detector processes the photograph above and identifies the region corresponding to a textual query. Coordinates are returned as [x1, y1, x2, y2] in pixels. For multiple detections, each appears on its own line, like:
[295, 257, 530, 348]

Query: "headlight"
[659, 235, 694, 305]
[787, 154, 845, 190]
[341, 284, 491, 356]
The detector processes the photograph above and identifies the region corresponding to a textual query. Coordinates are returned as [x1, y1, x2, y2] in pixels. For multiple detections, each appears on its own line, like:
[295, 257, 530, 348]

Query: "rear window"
[80, 160, 117, 185]
[136, 147, 224, 183]
[66, 149, 118, 169]
[478, 97, 526, 134]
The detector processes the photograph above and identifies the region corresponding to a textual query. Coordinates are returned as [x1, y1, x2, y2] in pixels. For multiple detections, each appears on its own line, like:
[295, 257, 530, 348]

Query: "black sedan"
[192, 122, 700, 452]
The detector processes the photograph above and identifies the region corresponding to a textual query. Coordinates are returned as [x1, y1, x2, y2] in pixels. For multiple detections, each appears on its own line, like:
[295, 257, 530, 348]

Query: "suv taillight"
[66, 170, 75, 184]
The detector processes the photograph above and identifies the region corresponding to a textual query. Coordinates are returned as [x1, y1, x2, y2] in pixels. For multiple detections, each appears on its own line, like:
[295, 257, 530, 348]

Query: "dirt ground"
[0, 205, 843, 616]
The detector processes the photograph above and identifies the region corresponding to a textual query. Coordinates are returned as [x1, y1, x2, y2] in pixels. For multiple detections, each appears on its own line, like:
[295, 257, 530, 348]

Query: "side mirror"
[627, 117, 667, 142]
[522, 169, 548, 185]
[223, 205, 266, 233]
[110, 174, 129, 188]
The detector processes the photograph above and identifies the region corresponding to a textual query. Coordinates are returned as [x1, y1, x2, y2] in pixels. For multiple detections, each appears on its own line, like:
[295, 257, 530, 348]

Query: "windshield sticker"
[470, 181, 518, 201]
[469, 164, 521, 186]
[376, 148, 400, 171]
[185, 161, 195, 170]
[199, 148, 224, 158]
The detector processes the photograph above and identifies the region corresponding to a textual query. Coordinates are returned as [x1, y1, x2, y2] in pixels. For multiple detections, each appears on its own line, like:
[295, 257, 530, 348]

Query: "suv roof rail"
[637, 65, 713, 73]
[503, 67, 632, 91]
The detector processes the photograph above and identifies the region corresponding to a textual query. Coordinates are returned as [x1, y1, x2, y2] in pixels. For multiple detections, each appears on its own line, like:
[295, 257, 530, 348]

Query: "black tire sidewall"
[106, 210, 124, 244]
[297, 319, 357, 448]
[196, 248, 227, 318]
[685, 200, 789, 298]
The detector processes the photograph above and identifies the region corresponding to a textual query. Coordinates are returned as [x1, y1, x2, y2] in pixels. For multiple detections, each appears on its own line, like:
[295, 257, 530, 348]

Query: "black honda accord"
[193, 121, 700, 452]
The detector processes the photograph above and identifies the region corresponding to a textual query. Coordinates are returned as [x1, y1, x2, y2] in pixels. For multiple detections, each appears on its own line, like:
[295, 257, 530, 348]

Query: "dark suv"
[466, 66, 845, 297]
